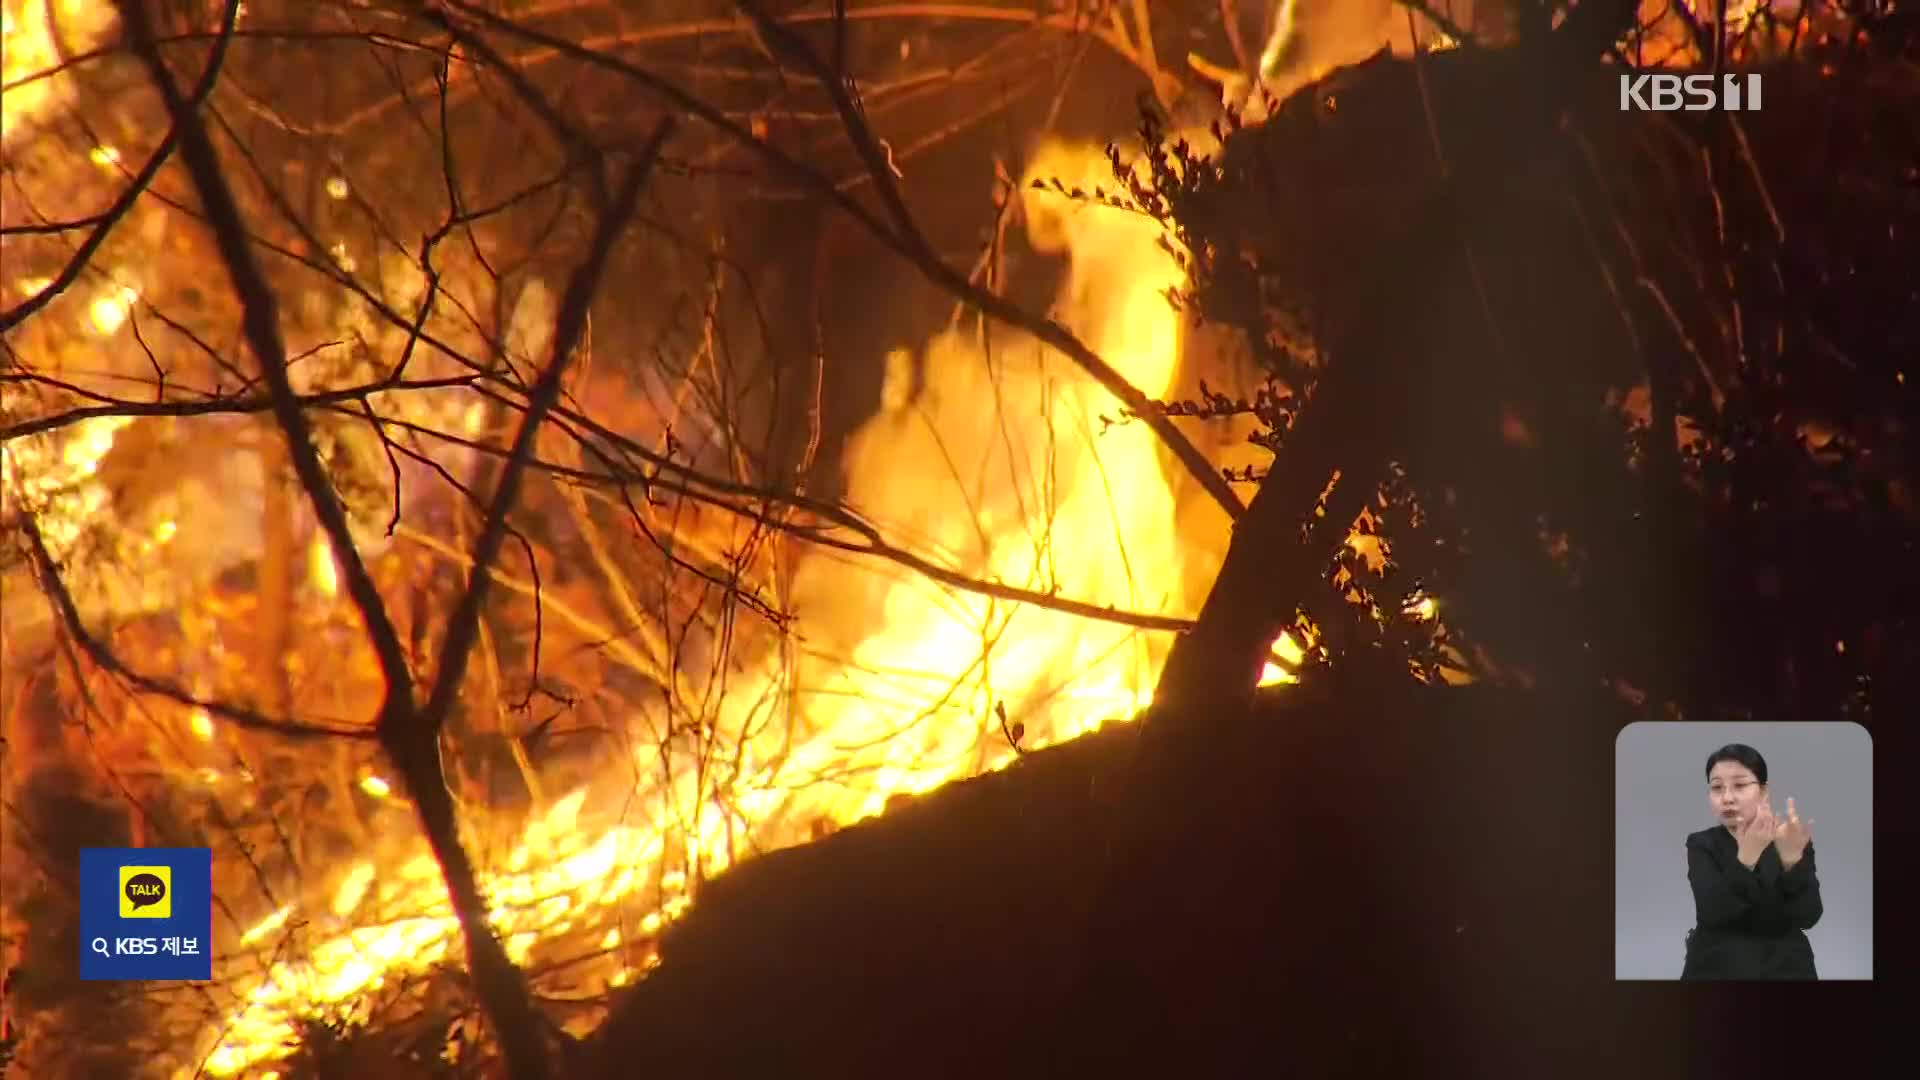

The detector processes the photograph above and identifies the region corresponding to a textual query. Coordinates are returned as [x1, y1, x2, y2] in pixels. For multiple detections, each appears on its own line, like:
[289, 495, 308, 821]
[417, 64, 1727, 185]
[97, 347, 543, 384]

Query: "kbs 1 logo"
[1619, 72, 1763, 112]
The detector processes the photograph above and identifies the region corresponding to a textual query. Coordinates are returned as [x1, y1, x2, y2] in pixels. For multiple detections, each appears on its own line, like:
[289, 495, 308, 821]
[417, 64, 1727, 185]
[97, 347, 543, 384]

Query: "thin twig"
[16, 518, 371, 741]
[419, 6, 611, 210]
[834, 70, 1050, 193]
[110, 2, 643, 1074]
[112, 0, 414, 700]
[1128, 0, 1164, 104]
[0, 373, 481, 442]
[0, 2, 239, 333]
[735, 0, 926, 256]
[533, 405, 1206, 633]
[1638, 275, 1725, 408]
[1727, 114, 1785, 244]
[447, 1, 1246, 522]
[393, 523, 669, 686]
[1405, 4, 1510, 368]
[419, 123, 676, 734]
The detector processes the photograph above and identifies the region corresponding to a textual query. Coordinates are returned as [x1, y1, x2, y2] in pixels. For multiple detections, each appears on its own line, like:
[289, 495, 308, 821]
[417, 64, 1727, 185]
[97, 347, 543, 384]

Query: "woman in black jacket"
[1681, 744, 1822, 979]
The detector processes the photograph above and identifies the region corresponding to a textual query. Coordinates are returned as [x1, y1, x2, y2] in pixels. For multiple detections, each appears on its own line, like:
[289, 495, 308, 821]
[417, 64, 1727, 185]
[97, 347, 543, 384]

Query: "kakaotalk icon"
[80, 848, 212, 981]
[120, 867, 170, 918]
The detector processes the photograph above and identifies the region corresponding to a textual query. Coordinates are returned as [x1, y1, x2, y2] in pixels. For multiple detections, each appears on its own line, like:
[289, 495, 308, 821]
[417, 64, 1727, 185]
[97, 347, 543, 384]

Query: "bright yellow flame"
[307, 536, 339, 596]
[238, 905, 291, 948]
[1257, 662, 1296, 687]
[60, 416, 128, 475]
[357, 775, 392, 799]
[87, 286, 136, 334]
[189, 709, 214, 741]
[772, 138, 1194, 819]
[1258, 630, 1308, 687]
[1274, 631, 1306, 667]
[89, 144, 120, 168]
[2, 0, 118, 141]
[331, 865, 374, 918]
[195, 139, 1232, 1075]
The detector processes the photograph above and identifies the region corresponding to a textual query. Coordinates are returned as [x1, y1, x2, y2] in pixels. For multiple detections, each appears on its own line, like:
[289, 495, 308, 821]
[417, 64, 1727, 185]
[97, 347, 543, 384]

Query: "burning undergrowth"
[0, 79, 1295, 1080]
[4, 2, 1914, 1076]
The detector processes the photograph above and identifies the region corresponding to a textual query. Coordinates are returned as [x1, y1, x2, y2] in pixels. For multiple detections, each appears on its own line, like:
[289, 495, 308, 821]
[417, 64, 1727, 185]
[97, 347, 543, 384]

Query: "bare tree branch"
[0, 1, 238, 333]
[443, 0, 1247, 523]
[418, 6, 610, 209]
[420, 124, 676, 742]
[113, 0, 414, 702]
[0, 374, 482, 442]
[735, 0, 926, 256]
[15, 517, 376, 741]
[106, 2, 653, 1075]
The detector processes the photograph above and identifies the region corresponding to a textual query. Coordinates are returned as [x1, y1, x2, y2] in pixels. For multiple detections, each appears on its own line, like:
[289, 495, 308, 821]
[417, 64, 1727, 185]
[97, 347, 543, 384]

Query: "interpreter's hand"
[1736, 802, 1776, 867]
[1773, 797, 1814, 867]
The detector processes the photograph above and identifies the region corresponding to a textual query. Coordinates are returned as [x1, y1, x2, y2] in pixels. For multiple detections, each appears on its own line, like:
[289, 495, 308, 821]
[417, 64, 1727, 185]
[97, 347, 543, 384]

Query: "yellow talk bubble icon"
[119, 865, 171, 919]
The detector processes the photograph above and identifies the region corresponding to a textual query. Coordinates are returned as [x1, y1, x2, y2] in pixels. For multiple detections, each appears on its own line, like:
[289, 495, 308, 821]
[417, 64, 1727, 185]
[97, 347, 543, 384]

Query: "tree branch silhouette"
[0, 1, 238, 333]
[107, 4, 681, 1076]
[443, 0, 1246, 522]
[17, 517, 376, 741]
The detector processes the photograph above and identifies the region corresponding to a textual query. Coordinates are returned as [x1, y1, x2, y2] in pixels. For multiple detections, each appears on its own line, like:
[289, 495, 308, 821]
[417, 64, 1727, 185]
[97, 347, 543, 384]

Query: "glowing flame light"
[87, 285, 137, 335]
[13, 124, 1441, 1075]
[1, 0, 118, 140]
[1259, 630, 1309, 688]
[191, 139, 1208, 1074]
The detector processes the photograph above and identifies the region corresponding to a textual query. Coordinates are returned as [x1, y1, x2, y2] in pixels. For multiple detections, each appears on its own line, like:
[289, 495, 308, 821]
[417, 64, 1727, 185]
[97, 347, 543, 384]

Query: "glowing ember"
[86, 286, 137, 335]
[307, 536, 340, 596]
[1260, 631, 1309, 688]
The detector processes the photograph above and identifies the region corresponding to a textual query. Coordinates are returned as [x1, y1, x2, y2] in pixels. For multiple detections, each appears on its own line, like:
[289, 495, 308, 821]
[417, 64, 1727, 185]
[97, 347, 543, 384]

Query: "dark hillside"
[578, 674, 1882, 1077]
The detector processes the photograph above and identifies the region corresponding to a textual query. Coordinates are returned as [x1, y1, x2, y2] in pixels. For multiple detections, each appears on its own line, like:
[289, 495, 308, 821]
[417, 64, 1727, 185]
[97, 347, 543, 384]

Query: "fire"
[1260, 631, 1308, 688]
[87, 285, 138, 334]
[5, 79, 1452, 1073]
[183, 138, 1210, 1075]
[782, 137, 1195, 788]
[1, 0, 117, 140]
[2, 9, 1836, 1071]
[203, 792, 657, 1074]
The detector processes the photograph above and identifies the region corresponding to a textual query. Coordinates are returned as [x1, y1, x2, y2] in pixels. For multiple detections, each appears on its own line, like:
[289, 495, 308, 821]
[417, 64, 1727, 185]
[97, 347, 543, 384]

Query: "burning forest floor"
[3, 1, 1914, 1077]
[568, 674, 1884, 1078]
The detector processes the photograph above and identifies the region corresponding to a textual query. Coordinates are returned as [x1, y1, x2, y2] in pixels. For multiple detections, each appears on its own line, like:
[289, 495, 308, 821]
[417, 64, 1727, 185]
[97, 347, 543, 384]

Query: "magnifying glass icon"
[90, 937, 110, 958]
